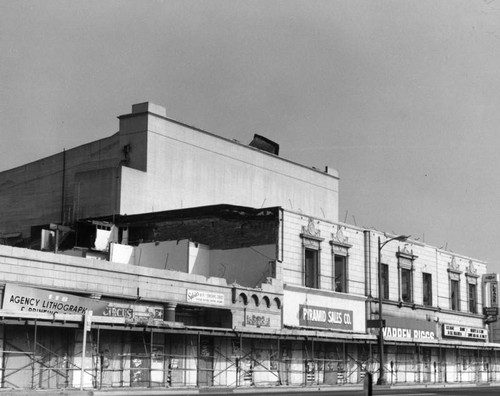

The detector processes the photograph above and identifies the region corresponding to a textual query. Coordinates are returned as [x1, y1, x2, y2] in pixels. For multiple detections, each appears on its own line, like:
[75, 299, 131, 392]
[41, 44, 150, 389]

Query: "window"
[334, 255, 347, 292]
[465, 261, 479, 314]
[450, 279, 460, 311]
[423, 273, 432, 306]
[448, 257, 462, 311]
[301, 218, 323, 289]
[397, 248, 416, 304]
[401, 268, 412, 303]
[330, 228, 352, 293]
[304, 248, 319, 288]
[381, 264, 389, 300]
[468, 282, 477, 314]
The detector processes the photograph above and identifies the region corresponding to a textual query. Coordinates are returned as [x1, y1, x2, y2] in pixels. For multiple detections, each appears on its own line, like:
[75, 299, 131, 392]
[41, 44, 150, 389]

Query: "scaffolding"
[2, 321, 500, 390]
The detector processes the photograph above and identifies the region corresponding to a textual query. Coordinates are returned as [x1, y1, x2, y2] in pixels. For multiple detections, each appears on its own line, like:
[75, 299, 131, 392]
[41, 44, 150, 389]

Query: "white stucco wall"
[281, 210, 366, 296]
[283, 288, 366, 333]
[118, 104, 339, 222]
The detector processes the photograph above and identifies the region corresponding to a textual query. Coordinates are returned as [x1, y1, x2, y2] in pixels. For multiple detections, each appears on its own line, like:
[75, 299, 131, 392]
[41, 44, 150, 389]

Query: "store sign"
[186, 289, 224, 306]
[246, 314, 270, 327]
[483, 274, 498, 307]
[103, 306, 134, 319]
[2, 283, 108, 315]
[484, 274, 497, 282]
[382, 316, 436, 341]
[484, 307, 499, 316]
[299, 304, 353, 330]
[491, 282, 498, 306]
[443, 324, 487, 341]
[103, 302, 164, 323]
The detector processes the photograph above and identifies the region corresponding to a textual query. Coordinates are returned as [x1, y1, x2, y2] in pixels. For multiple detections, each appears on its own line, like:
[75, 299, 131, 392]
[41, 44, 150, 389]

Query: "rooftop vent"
[249, 134, 279, 155]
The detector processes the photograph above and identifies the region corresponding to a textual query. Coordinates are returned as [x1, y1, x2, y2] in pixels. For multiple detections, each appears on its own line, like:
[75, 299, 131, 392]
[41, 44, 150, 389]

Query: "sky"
[1, 1, 500, 272]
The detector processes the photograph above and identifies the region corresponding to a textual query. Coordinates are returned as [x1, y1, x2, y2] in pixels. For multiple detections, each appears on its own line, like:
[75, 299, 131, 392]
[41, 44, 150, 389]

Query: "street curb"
[0, 382, 498, 395]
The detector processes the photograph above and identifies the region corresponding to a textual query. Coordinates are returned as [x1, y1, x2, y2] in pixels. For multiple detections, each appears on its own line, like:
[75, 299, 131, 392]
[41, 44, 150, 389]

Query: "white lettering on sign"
[443, 324, 487, 340]
[492, 282, 498, 306]
[299, 305, 353, 330]
[382, 327, 435, 340]
[303, 308, 351, 325]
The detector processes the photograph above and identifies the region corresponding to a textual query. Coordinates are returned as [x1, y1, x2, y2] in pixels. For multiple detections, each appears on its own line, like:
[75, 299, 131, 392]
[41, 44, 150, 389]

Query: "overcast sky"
[2, 1, 500, 272]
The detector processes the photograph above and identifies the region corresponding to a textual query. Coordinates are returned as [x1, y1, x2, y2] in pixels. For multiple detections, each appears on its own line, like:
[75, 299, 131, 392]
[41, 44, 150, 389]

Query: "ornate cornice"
[300, 218, 324, 242]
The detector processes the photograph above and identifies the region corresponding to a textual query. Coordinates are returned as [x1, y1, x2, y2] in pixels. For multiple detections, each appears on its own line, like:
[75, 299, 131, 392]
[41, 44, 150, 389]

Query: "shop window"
[397, 247, 417, 303]
[381, 264, 389, 300]
[468, 282, 477, 314]
[423, 273, 432, 306]
[301, 218, 324, 289]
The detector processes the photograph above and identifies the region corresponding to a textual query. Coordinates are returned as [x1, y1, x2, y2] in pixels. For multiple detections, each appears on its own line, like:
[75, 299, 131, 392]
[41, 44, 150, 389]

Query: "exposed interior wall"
[110, 243, 136, 265]
[109, 240, 275, 287]
[133, 240, 189, 271]
[126, 212, 278, 251]
[209, 245, 276, 288]
[188, 241, 210, 277]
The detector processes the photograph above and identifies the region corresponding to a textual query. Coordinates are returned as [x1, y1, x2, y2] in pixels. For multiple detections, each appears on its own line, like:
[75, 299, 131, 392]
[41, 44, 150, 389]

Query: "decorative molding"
[397, 247, 417, 270]
[329, 227, 352, 255]
[447, 256, 462, 275]
[332, 226, 349, 245]
[466, 260, 479, 278]
[302, 218, 321, 237]
[401, 245, 411, 256]
[300, 218, 324, 242]
[397, 246, 418, 260]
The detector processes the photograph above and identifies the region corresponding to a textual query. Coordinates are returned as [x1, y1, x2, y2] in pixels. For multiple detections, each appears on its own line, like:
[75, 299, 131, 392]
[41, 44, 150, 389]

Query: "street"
[86, 385, 500, 396]
[228, 385, 500, 396]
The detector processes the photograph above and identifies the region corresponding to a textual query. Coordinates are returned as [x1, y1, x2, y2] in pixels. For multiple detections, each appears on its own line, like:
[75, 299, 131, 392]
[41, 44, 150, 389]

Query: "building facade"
[0, 103, 338, 242]
[0, 103, 498, 390]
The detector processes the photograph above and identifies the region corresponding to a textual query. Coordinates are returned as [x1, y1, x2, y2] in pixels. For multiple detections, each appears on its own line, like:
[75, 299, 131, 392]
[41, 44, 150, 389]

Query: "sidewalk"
[0, 382, 496, 396]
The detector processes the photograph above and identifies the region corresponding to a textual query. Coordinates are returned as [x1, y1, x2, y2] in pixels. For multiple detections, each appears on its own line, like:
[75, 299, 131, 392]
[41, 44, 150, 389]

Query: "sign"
[84, 310, 93, 332]
[299, 304, 353, 330]
[381, 315, 436, 341]
[103, 302, 164, 324]
[3, 283, 108, 315]
[484, 307, 499, 316]
[245, 314, 270, 327]
[186, 289, 224, 306]
[484, 274, 497, 282]
[366, 319, 385, 328]
[443, 324, 487, 341]
[483, 274, 498, 307]
[103, 306, 134, 319]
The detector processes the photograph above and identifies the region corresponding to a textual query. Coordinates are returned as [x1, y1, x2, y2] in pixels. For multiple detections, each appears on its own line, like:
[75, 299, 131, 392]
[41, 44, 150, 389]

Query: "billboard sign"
[186, 289, 225, 306]
[3, 283, 108, 315]
[443, 324, 487, 341]
[299, 304, 353, 330]
[381, 315, 436, 341]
